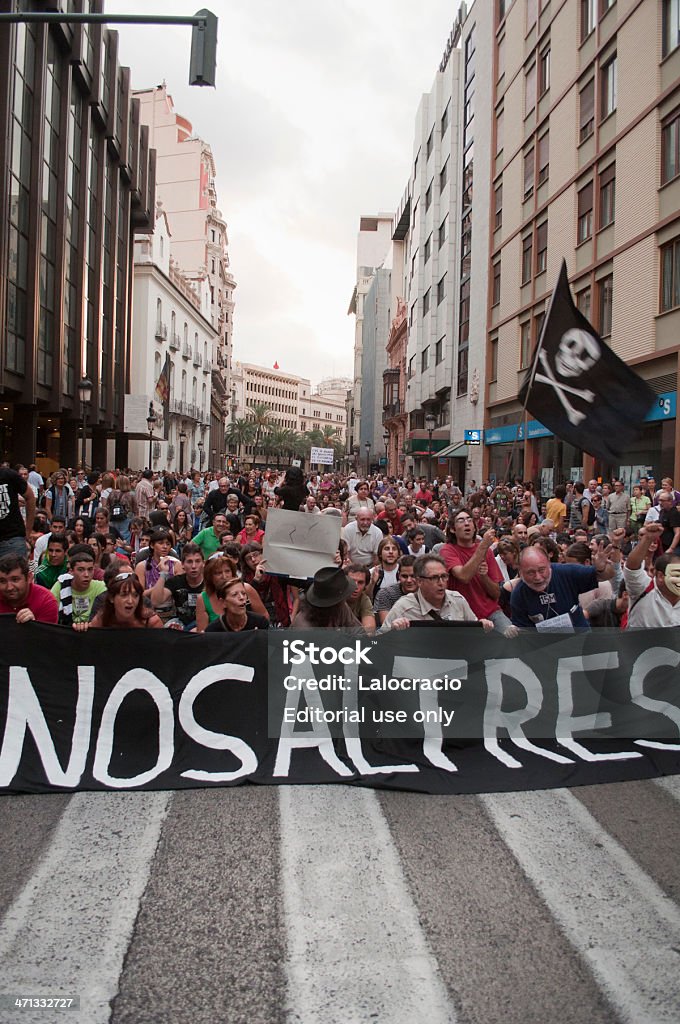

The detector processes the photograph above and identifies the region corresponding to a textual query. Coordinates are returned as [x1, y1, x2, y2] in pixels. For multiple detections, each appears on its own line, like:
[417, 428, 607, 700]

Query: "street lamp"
[352, 444, 359, 470]
[364, 441, 371, 477]
[197, 439, 204, 472]
[383, 430, 390, 475]
[425, 412, 436, 484]
[77, 376, 92, 472]
[178, 429, 187, 476]
[146, 405, 157, 470]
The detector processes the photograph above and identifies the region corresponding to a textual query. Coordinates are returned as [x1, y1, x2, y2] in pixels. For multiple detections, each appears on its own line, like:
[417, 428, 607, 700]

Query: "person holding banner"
[89, 572, 163, 630]
[623, 523, 680, 628]
[511, 545, 616, 631]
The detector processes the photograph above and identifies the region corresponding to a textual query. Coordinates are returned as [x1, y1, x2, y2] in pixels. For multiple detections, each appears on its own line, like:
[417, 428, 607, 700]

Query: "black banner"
[1, 621, 679, 795]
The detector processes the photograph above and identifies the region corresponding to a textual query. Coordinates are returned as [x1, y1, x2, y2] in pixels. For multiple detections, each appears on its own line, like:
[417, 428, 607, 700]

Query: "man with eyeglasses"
[380, 554, 493, 631]
[441, 513, 516, 636]
[511, 544, 616, 630]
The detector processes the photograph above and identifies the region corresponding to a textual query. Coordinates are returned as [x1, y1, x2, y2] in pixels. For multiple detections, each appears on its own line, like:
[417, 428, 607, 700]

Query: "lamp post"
[197, 439, 204, 472]
[146, 406, 157, 470]
[364, 441, 371, 478]
[178, 429, 187, 476]
[383, 430, 390, 475]
[77, 376, 92, 472]
[425, 412, 436, 485]
[352, 444, 359, 470]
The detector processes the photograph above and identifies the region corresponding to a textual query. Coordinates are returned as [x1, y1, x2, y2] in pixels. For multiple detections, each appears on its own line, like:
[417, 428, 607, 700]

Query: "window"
[527, 0, 538, 29]
[663, 0, 680, 56]
[492, 259, 501, 305]
[441, 101, 450, 136]
[525, 63, 536, 116]
[408, 355, 415, 379]
[539, 46, 551, 95]
[424, 234, 432, 263]
[576, 286, 591, 322]
[425, 180, 433, 211]
[581, 0, 596, 40]
[489, 337, 499, 382]
[437, 274, 447, 305]
[423, 288, 431, 316]
[520, 322, 532, 368]
[536, 222, 548, 274]
[411, 250, 418, 279]
[534, 310, 546, 344]
[494, 181, 503, 229]
[426, 129, 434, 159]
[436, 337, 444, 364]
[522, 234, 533, 284]
[440, 158, 449, 192]
[537, 132, 549, 185]
[599, 164, 615, 227]
[601, 55, 617, 118]
[661, 238, 680, 311]
[579, 79, 595, 142]
[662, 110, 680, 184]
[421, 346, 430, 372]
[497, 35, 505, 81]
[523, 147, 535, 198]
[438, 216, 447, 249]
[410, 301, 416, 326]
[496, 107, 504, 154]
[577, 182, 594, 242]
[599, 275, 613, 335]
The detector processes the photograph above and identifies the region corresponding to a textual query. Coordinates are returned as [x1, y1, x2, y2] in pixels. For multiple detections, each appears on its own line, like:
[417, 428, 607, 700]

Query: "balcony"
[382, 399, 403, 424]
[154, 322, 167, 341]
[169, 333, 180, 351]
[181, 340, 192, 360]
[193, 350, 202, 367]
[203, 359, 212, 374]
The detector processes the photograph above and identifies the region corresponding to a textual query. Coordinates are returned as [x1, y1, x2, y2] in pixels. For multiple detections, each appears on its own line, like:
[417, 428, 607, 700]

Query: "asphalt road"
[0, 778, 679, 1024]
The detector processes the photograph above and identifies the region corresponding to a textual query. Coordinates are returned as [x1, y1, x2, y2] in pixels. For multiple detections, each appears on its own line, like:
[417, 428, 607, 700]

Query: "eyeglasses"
[420, 573, 449, 582]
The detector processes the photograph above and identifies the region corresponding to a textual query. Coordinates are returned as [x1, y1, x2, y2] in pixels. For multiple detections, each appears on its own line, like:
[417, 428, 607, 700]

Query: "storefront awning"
[437, 441, 469, 458]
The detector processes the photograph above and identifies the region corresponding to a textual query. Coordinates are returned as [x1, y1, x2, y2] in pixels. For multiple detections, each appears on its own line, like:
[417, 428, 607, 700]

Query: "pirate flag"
[154, 353, 171, 440]
[519, 260, 654, 464]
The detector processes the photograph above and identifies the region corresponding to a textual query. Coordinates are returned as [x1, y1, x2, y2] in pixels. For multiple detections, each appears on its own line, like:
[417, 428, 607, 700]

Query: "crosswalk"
[0, 778, 678, 1024]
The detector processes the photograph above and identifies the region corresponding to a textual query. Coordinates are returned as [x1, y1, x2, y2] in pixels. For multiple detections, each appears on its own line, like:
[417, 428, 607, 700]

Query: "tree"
[224, 419, 255, 464]
[250, 403, 272, 457]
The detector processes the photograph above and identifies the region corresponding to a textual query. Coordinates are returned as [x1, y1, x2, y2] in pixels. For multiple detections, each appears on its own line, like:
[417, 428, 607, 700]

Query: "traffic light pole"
[0, 9, 218, 87]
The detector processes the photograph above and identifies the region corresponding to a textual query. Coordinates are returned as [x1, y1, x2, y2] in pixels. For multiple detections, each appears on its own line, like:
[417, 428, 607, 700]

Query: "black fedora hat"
[305, 567, 356, 608]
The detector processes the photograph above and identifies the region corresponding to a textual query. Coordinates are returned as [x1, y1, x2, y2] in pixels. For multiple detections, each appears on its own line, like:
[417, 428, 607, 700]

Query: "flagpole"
[503, 260, 567, 485]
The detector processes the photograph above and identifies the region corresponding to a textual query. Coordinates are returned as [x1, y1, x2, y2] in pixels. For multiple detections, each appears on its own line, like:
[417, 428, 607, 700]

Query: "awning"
[436, 441, 469, 458]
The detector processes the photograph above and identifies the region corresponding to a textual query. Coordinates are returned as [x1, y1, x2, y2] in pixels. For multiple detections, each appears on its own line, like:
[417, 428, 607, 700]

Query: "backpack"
[108, 490, 125, 520]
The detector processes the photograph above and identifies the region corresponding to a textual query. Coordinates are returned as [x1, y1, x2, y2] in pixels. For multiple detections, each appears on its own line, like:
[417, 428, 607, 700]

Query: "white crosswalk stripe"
[0, 779, 678, 1024]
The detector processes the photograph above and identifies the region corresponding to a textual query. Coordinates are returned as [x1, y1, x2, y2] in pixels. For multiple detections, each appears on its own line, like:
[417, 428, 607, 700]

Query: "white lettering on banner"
[555, 654, 641, 762]
[342, 661, 419, 775]
[178, 664, 258, 782]
[392, 656, 469, 773]
[630, 647, 680, 752]
[93, 669, 175, 788]
[274, 676, 354, 777]
[483, 659, 575, 768]
[0, 666, 94, 788]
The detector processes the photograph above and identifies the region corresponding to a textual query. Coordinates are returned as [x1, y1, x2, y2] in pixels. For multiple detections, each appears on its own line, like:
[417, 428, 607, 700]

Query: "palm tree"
[266, 426, 299, 467]
[250, 403, 272, 460]
[224, 418, 255, 465]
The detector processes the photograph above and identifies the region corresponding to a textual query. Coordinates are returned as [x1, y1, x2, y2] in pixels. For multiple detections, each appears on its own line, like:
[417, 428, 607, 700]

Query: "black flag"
[518, 261, 654, 463]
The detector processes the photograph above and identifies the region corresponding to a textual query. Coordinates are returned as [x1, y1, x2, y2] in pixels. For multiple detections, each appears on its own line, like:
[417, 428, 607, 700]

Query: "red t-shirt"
[377, 510, 403, 533]
[439, 542, 503, 618]
[0, 582, 59, 623]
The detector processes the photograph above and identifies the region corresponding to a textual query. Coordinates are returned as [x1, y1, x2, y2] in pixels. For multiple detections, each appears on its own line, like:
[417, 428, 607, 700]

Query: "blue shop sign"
[484, 392, 676, 444]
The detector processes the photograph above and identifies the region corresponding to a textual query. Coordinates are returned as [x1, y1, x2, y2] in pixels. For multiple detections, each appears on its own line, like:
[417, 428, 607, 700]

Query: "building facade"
[0, 0, 155, 471]
[135, 84, 234, 471]
[130, 204, 216, 472]
[486, 0, 680, 491]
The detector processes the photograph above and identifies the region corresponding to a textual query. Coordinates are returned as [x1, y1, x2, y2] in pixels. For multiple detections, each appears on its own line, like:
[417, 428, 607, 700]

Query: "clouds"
[113, 0, 458, 382]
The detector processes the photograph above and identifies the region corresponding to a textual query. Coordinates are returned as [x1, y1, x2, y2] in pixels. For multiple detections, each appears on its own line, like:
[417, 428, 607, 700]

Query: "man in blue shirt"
[511, 544, 615, 630]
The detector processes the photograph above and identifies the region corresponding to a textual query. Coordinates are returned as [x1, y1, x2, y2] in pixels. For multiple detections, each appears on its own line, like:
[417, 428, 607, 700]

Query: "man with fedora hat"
[293, 566, 360, 628]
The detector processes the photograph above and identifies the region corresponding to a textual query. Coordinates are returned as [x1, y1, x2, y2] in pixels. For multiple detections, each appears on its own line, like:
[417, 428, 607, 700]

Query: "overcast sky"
[113, 0, 460, 385]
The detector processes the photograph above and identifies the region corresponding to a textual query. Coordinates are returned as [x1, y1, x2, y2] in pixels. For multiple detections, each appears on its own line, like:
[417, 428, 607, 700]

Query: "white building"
[129, 205, 217, 472]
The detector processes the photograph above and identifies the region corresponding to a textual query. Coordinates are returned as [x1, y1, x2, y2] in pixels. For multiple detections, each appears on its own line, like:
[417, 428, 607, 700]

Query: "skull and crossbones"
[534, 329, 599, 426]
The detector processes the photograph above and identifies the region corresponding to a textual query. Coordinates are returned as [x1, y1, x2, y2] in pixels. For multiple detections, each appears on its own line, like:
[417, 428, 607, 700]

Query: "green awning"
[436, 442, 468, 458]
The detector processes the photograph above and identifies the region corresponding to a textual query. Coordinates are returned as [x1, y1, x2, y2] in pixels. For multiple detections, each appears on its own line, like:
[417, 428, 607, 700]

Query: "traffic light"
[189, 9, 218, 87]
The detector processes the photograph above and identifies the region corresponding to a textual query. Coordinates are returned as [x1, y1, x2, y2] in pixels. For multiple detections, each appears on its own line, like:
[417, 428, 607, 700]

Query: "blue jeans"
[0, 535, 28, 560]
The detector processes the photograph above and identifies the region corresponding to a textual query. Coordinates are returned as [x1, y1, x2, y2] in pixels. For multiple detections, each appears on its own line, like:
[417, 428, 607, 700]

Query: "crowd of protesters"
[1, 459, 679, 634]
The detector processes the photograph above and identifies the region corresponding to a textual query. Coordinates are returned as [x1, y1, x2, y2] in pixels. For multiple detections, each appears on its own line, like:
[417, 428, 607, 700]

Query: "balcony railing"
[154, 322, 167, 341]
[181, 341, 192, 360]
[382, 400, 403, 424]
[193, 350, 202, 367]
[169, 333, 180, 351]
